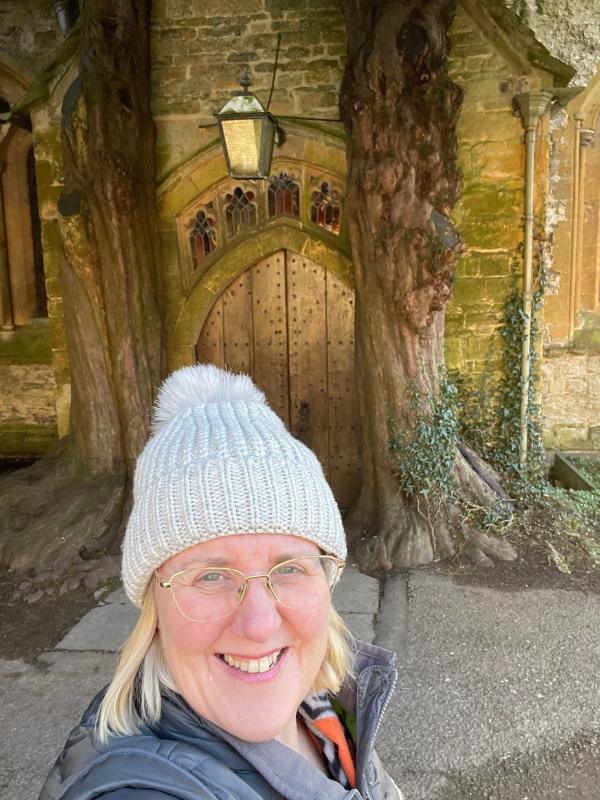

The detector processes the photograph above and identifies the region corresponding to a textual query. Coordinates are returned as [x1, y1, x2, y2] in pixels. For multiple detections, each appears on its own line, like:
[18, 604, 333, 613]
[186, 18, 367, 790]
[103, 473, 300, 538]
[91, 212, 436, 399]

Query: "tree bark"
[0, 0, 164, 573]
[60, 0, 163, 475]
[338, 0, 516, 570]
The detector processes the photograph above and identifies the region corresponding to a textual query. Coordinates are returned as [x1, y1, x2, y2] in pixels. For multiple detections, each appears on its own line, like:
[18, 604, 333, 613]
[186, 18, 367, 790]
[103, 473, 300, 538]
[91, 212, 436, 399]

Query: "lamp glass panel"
[222, 118, 263, 176]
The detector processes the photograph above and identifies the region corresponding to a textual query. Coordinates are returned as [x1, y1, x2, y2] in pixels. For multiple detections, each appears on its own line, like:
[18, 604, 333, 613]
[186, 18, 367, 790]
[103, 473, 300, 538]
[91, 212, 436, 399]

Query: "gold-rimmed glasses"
[156, 555, 344, 622]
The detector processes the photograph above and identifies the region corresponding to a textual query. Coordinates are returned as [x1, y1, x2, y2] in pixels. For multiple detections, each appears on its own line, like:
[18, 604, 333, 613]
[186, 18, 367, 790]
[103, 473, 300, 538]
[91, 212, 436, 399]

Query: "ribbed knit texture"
[122, 365, 346, 607]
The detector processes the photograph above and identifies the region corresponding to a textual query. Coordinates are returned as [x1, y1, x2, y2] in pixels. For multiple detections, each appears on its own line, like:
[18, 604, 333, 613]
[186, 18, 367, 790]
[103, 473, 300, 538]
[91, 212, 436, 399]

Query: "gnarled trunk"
[338, 0, 516, 570]
[0, 0, 164, 574]
[60, 0, 163, 475]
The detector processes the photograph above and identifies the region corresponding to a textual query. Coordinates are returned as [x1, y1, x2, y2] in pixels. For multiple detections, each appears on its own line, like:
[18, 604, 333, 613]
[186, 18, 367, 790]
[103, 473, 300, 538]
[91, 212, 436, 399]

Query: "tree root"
[463, 528, 517, 568]
[348, 445, 518, 574]
[0, 446, 127, 578]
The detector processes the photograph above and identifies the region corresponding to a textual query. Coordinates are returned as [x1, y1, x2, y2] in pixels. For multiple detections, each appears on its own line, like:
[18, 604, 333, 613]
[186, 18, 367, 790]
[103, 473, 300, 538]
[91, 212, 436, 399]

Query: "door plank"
[326, 272, 361, 511]
[222, 269, 253, 374]
[195, 295, 225, 367]
[251, 251, 289, 425]
[286, 252, 330, 475]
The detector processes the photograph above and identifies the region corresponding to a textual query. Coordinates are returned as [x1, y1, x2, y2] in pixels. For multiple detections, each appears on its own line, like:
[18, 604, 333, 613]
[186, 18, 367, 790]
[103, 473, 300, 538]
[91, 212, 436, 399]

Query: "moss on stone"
[0, 422, 58, 458]
[0, 321, 52, 365]
[572, 311, 600, 353]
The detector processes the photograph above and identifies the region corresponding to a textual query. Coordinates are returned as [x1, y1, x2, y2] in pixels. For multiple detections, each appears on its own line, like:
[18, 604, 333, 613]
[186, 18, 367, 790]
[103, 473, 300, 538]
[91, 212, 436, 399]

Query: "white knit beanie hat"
[122, 363, 347, 606]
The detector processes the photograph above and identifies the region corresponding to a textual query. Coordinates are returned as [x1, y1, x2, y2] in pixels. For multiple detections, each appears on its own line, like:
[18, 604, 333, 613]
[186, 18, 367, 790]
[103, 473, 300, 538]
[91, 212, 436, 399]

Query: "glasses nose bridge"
[239, 571, 277, 603]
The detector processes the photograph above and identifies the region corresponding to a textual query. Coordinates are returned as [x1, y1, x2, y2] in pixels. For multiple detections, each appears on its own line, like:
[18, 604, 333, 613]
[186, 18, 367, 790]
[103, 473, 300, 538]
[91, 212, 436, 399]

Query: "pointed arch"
[169, 223, 354, 367]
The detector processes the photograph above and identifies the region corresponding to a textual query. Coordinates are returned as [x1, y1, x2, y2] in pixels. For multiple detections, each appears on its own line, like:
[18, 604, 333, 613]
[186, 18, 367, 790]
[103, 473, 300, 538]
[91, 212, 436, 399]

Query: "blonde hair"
[96, 590, 355, 743]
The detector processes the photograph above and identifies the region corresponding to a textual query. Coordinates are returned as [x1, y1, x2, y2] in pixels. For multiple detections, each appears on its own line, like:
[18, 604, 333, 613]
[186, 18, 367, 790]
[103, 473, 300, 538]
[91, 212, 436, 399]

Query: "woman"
[40, 364, 401, 799]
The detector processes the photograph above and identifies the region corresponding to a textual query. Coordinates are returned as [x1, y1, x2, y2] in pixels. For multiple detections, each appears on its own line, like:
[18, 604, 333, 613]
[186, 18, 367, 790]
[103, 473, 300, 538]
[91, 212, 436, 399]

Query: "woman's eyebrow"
[175, 556, 233, 569]
[275, 552, 311, 562]
[175, 552, 314, 570]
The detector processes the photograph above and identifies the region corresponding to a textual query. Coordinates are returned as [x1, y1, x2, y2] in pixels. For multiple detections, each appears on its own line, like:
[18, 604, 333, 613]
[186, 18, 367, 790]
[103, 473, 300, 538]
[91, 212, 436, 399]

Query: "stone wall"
[541, 351, 600, 449]
[504, 0, 600, 85]
[536, 35, 600, 448]
[0, 0, 60, 77]
[0, 1, 63, 457]
[151, 0, 346, 179]
[2, 0, 596, 458]
[445, 4, 545, 378]
[0, 321, 57, 456]
[0, 363, 57, 457]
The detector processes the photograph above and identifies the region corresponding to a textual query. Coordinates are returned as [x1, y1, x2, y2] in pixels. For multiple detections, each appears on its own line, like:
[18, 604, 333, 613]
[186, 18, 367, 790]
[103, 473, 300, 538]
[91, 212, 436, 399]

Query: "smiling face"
[154, 533, 331, 742]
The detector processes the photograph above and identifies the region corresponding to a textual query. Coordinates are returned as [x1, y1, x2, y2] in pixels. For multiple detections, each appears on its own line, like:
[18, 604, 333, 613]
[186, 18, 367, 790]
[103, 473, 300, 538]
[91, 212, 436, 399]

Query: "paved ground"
[1, 567, 600, 799]
[375, 572, 600, 800]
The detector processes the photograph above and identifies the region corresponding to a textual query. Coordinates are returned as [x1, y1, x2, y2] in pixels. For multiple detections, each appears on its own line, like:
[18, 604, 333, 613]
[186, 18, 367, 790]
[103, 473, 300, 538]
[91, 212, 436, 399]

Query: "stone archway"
[195, 248, 360, 513]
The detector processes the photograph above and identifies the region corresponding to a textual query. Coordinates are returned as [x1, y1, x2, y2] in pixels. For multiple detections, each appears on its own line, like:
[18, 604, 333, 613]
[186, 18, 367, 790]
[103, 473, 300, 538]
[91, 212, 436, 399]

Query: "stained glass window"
[310, 181, 340, 234]
[187, 208, 217, 269]
[224, 186, 257, 239]
[268, 172, 300, 218]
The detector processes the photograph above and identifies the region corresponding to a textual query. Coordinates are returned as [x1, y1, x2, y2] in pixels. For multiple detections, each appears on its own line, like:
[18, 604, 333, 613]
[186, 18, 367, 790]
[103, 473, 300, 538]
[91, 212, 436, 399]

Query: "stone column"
[0, 159, 15, 337]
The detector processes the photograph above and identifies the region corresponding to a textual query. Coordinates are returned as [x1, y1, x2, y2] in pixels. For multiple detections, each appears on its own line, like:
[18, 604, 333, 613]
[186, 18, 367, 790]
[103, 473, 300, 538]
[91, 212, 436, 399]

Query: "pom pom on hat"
[152, 363, 267, 433]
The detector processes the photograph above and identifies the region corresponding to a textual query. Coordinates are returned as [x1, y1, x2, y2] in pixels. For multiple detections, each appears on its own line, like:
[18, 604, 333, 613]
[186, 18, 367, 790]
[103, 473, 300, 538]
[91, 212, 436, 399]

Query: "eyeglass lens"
[169, 556, 337, 622]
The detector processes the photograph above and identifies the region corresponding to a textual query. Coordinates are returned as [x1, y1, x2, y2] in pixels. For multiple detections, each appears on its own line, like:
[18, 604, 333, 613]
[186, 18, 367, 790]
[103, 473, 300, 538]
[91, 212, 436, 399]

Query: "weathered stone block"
[444, 338, 463, 370]
[0, 422, 57, 458]
[265, 0, 308, 11]
[474, 254, 515, 278]
[451, 275, 513, 306]
[458, 111, 522, 144]
[461, 333, 502, 363]
[0, 323, 52, 365]
[293, 87, 338, 112]
[460, 219, 521, 249]
[0, 0, 60, 74]
[553, 424, 589, 451]
[0, 364, 57, 424]
[460, 187, 522, 219]
[285, 45, 310, 59]
[565, 378, 587, 394]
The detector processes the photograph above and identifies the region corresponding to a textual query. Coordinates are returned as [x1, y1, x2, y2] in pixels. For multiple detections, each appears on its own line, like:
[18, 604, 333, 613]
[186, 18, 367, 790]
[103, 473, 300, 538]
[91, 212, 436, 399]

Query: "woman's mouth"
[218, 648, 285, 674]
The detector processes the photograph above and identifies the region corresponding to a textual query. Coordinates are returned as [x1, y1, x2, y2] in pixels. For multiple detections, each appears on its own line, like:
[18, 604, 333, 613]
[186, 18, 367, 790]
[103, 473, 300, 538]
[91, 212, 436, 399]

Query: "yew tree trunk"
[338, 0, 516, 570]
[60, 0, 163, 475]
[0, 0, 164, 573]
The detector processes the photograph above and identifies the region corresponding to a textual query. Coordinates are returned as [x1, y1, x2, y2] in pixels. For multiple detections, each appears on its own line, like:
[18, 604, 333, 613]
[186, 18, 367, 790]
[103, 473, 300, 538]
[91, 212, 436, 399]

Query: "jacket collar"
[340, 642, 397, 799]
[336, 640, 397, 717]
[158, 640, 397, 800]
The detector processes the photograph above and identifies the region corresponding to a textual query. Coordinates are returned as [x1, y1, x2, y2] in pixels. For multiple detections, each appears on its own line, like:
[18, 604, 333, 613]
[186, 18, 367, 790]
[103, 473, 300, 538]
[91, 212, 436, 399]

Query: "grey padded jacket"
[39, 641, 401, 800]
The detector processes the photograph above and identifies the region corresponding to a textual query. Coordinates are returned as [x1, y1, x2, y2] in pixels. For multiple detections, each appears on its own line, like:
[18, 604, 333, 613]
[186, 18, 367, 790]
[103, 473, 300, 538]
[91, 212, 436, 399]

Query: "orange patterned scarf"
[299, 693, 356, 788]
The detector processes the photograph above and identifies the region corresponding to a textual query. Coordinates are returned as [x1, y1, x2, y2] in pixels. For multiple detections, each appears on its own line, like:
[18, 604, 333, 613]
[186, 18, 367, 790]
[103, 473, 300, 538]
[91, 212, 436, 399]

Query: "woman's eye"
[197, 571, 226, 583]
[272, 563, 303, 576]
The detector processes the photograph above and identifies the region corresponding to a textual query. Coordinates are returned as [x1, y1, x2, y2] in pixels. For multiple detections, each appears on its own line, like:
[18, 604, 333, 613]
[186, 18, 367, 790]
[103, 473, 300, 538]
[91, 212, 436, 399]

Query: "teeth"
[223, 650, 281, 673]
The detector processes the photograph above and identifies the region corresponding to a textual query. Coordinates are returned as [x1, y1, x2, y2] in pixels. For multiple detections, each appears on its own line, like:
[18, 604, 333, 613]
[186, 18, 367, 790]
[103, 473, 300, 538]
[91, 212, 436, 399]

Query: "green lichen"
[572, 311, 600, 353]
[0, 422, 58, 458]
[0, 321, 52, 365]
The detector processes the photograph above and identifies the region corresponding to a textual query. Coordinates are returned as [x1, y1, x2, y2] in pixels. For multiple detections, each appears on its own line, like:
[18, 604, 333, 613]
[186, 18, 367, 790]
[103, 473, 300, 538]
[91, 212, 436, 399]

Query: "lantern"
[216, 67, 280, 180]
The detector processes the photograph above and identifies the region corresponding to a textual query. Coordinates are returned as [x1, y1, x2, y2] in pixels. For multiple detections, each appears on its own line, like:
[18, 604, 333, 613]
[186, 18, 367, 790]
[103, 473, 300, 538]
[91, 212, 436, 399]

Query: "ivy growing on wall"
[387, 259, 550, 504]
[453, 256, 550, 487]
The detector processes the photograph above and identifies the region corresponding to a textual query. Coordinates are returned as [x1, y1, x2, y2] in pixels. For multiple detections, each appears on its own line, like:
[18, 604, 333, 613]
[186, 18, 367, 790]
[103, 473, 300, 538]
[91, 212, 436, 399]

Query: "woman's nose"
[229, 577, 281, 641]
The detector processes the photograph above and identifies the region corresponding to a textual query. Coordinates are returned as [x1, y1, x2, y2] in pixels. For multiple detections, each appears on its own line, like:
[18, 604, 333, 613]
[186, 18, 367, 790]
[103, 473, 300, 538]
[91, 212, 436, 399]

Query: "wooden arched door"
[195, 249, 360, 512]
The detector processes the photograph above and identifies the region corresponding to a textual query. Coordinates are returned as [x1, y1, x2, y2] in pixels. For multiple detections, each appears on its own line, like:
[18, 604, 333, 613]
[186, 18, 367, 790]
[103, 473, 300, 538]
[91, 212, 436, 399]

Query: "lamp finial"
[239, 66, 251, 92]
